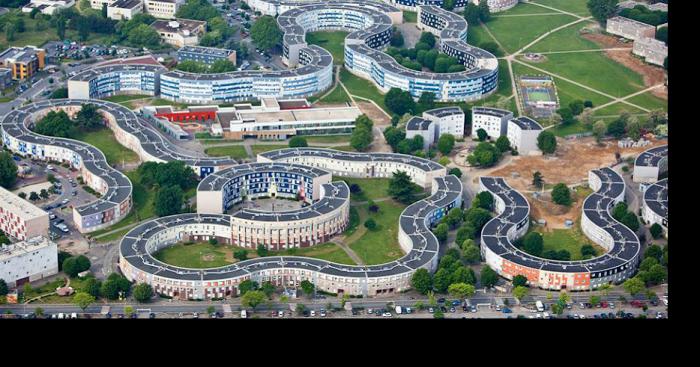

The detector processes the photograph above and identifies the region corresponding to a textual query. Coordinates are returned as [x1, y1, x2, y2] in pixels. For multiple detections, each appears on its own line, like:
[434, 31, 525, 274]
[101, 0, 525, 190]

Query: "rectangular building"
[422, 106, 465, 138]
[21, 0, 75, 15]
[633, 36, 667, 66]
[0, 46, 46, 81]
[178, 45, 237, 66]
[0, 236, 58, 288]
[405, 117, 436, 149]
[90, 0, 113, 10]
[107, 0, 144, 20]
[507, 116, 543, 155]
[144, 0, 183, 19]
[471, 106, 513, 140]
[0, 186, 50, 241]
[151, 19, 207, 48]
[606, 16, 656, 41]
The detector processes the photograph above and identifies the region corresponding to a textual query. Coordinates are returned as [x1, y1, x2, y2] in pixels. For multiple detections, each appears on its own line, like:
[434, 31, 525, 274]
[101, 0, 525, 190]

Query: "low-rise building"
[633, 36, 667, 66]
[0, 68, 12, 90]
[606, 16, 656, 41]
[107, 0, 144, 20]
[471, 106, 513, 140]
[177, 45, 237, 66]
[21, 0, 75, 15]
[90, 0, 113, 10]
[0, 46, 46, 81]
[151, 19, 207, 48]
[0, 236, 58, 288]
[422, 106, 465, 138]
[507, 116, 542, 155]
[144, 0, 184, 19]
[0, 186, 50, 242]
[405, 117, 435, 149]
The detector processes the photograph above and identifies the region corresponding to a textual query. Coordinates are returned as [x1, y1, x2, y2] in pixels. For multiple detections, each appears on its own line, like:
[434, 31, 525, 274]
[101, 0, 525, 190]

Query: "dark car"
[105, 312, 112, 319]
[438, 298, 446, 304]
[149, 313, 156, 319]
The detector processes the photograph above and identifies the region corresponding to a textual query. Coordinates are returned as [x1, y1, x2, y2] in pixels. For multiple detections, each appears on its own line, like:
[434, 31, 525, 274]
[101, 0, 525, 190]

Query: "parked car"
[502, 307, 512, 314]
[382, 312, 392, 317]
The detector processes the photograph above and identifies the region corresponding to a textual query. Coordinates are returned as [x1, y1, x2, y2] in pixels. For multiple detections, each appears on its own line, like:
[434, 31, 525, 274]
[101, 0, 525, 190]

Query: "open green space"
[550, 121, 591, 137]
[466, 24, 504, 56]
[484, 14, 576, 53]
[0, 11, 115, 47]
[497, 2, 563, 15]
[251, 144, 285, 156]
[331, 145, 355, 152]
[521, 51, 646, 98]
[315, 84, 352, 105]
[592, 102, 645, 117]
[0, 96, 14, 103]
[403, 10, 417, 23]
[272, 242, 356, 265]
[304, 134, 351, 144]
[340, 177, 391, 201]
[339, 67, 389, 113]
[348, 200, 406, 265]
[626, 92, 668, 111]
[306, 31, 349, 65]
[530, 0, 592, 15]
[526, 22, 599, 53]
[203, 145, 249, 160]
[153, 242, 234, 269]
[102, 94, 151, 103]
[531, 226, 605, 261]
[72, 127, 139, 166]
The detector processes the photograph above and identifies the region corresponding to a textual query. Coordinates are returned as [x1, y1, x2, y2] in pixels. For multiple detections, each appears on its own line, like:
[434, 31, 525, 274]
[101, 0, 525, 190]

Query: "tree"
[411, 268, 432, 294]
[384, 88, 416, 115]
[34, 110, 74, 138]
[593, 120, 607, 143]
[621, 212, 639, 232]
[495, 136, 511, 153]
[607, 118, 627, 139]
[467, 142, 501, 167]
[350, 115, 374, 152]
[251, 15, 281, 51]
[522, 232, 544, 256]
[390, 28, 404, 47]
[433, 268, 451, 293]
[256, 244, 269, 257]
[512, 274, 528, 288]
[364, 218, 377, 230]
[626, 118, 642, 141]
[622, 277, 645, 296]
[513, 286, 529, 302]
[62, 255, 91, 278]
[478, 0, 491, 22]
[73, 292, 95, 311]
[448, 167, 462, 178]
[154, 185, 184, 216]
[448, 283, 475, 300]
[82, 278, 101, 298]
[419, 32, 436, 48]
[0, 152, 18, 189]
[464, 207, 492, 232]
[580, 108, 594, 127]
[480, 265, 499, 288]
[133, 283, 154, 303]
[210, 59, 236, 73]
[127, 24, 161, 48]
[551, 183, 572, 206]
[649, 223, 663, 239]
[532, 171, 544, 190]
[476, 128, 488, 141]
[238, 279, 258, 296]
[0, 279, 7, 296]
[537, 131, 557, 154]
[462, 241, 480, 264]
[445, 207, 463, 229]
[587, 0, 620, 25]
[581, 244, 597, 258]
[300, 280, 315, 296]
[28, 192, 39, 201]
[433, 223, 448, 243]
[437, 134, 456, 155]
[260, 281, 275, 299]
[568, 100, 585, 116]
[473, 191, 494, 211]
[644, 244, 663, 261]
[234, 249, 248, 262]
[241, 290, 267, 310]
[288, 136, 308, 148]
[464, 2, 480, 24]
[417, 92, 436, 113]
[100, 279, 120, 300]
[557, 107, 576, 125]
[388, 170, 417, 204]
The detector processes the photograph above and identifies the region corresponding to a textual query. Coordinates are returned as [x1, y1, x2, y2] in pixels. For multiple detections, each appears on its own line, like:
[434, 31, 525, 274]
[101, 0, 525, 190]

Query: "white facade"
[406, 118, 436, 150]
[0, 236, 58, 288]
[606, 16, 656, 41]
[21, 0, 75, 15]
[423, 107, 465, 137]
[507, 117, 542, 155]
[0, 186, 50, 242]
[107, 0, 144, 20]
[144, 0, 183, 19]
[471, 107, 513, 139]
[633, 36, 667, 66]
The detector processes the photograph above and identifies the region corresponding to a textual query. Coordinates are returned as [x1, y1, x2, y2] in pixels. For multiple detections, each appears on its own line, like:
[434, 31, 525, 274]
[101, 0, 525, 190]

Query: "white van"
[240, 310, 247, 319]
[395, 306, 402, 314]
[535, 301, 545, 312]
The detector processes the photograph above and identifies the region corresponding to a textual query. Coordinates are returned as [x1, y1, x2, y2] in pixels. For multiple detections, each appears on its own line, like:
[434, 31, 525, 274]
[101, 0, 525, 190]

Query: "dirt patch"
[489, 136, 667, 192]
[529, 190, 584, 229]
[582, 32, 667, 100]
[356, 101, 390, 125]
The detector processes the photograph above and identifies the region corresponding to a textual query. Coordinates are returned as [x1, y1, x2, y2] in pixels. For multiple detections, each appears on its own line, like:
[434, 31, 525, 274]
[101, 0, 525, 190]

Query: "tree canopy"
[0, 152, 18, 189]
[251, 15, 282, 51]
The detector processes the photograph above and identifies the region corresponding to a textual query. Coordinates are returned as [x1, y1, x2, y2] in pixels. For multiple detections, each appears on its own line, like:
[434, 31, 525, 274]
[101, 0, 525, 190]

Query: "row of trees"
[33, 104, 104, 139]
[454, 191, 494, 246]
[384, 33, 466, 74]
[622, 244, 667, 297]
[175, 59, 237, 74]
[137, 161, 198, 217]
[619, 4, 668, 26]
[463, 1, 492, 24]
[0, 151, 18, 189]
[349, 114, 374, 152]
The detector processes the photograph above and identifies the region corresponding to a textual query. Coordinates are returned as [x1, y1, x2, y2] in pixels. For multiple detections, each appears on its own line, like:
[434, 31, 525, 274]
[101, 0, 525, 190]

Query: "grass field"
[530, 0, 592, 15]
[304, 135, 351, 144]
[593, 102, 645, 117]
[203, 145, 249, 160]
[484, 14, 576, 54]
[316, 83, 352, 105]
[0, 11, 115, 47]
[403, 10, 417, 23]
[72, 128, 139, 166]
[306, 31, 348, 65]
[339, 67, 389, 113]
[153, 242, 233, 268]
[497, 2, 562, 15]
[348, 200, 405, 265]
[251, 144, 285, 156]
[550, 121, 591, 137]
[272, 242, 356, 265]
[531, 227, 605, 261]
[102, 95, 151, 103]
[521, 51, 646, 98]
[340, 177, 391, 201]
[625, 92, 668, 111]
[526, 22, 599, 53]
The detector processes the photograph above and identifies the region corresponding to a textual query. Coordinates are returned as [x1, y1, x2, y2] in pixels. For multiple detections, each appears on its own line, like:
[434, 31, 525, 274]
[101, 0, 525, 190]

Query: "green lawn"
[0, 96, 14, 103]
[0, 10, 116, 48]
[339, 67, 389, 113]
[521, 51, 647, 98]
[316, 84, 352, 105]
[153, 242, 234, 268]
[625, 92, 668, 111]
[531, 227, 605, 261]
[530, 0, 592, 15]
[304, 134, 351, 144]
[272, 242, 356, 265]
[203, 145, 249, 160]
[467, 24, 505, 56]
[102, 94, 151, 103]
[251, 144, 286, 156]
[526, 22, 600, 53]
[403, 10, 417, 23]
[340, 177, 392, 201]
[484, 14, 577, 53]
[306, 31, 349, 65]
[72, 128, 140, 166]
[550, 121, 591, 137]
[348, 200, 406, 265]
[593, 102, 645, 117]
[331, 145, 355, 152]
[497, 2, 562, 15]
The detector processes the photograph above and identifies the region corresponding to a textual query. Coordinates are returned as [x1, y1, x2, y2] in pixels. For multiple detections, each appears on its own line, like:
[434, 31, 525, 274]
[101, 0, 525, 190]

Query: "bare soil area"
[583, 32, 667, 99]
[488, 136, 667, 192]
[529, 190, 584, 229]
[356, 101, 390, 125]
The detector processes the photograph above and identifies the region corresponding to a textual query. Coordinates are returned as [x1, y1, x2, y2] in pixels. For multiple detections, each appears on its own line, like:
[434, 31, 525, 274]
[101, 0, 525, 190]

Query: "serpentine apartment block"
[67, 1, 499, 103]
[637, 145, 669, 237]
[479, 169, 640, 291]
[119, 148, 462, 299]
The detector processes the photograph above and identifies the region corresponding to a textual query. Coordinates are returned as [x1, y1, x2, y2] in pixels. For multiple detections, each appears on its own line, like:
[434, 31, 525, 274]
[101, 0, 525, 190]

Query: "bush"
[133, 283, 154, 303]
[551, 183, 572, 206]
[649, 223, 663, 239]
[364, 218, 377, 230]
[288, 136, 308, 148]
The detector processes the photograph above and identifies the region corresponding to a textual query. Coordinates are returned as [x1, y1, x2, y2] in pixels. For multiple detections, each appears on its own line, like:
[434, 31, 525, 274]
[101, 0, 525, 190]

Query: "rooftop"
[510, 116, 542, 130]
[0, 236, 55, 262]
[0, 186, 48, 222]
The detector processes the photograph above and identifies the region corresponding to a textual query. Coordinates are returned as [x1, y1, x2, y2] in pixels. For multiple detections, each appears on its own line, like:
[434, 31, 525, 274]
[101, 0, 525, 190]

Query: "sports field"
[524, 88, 554, 102]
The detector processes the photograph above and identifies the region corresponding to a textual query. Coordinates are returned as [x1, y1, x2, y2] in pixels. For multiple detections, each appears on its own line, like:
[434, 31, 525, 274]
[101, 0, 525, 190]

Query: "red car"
[630, 300, 646, 308]
[601, 301, 609, 308]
